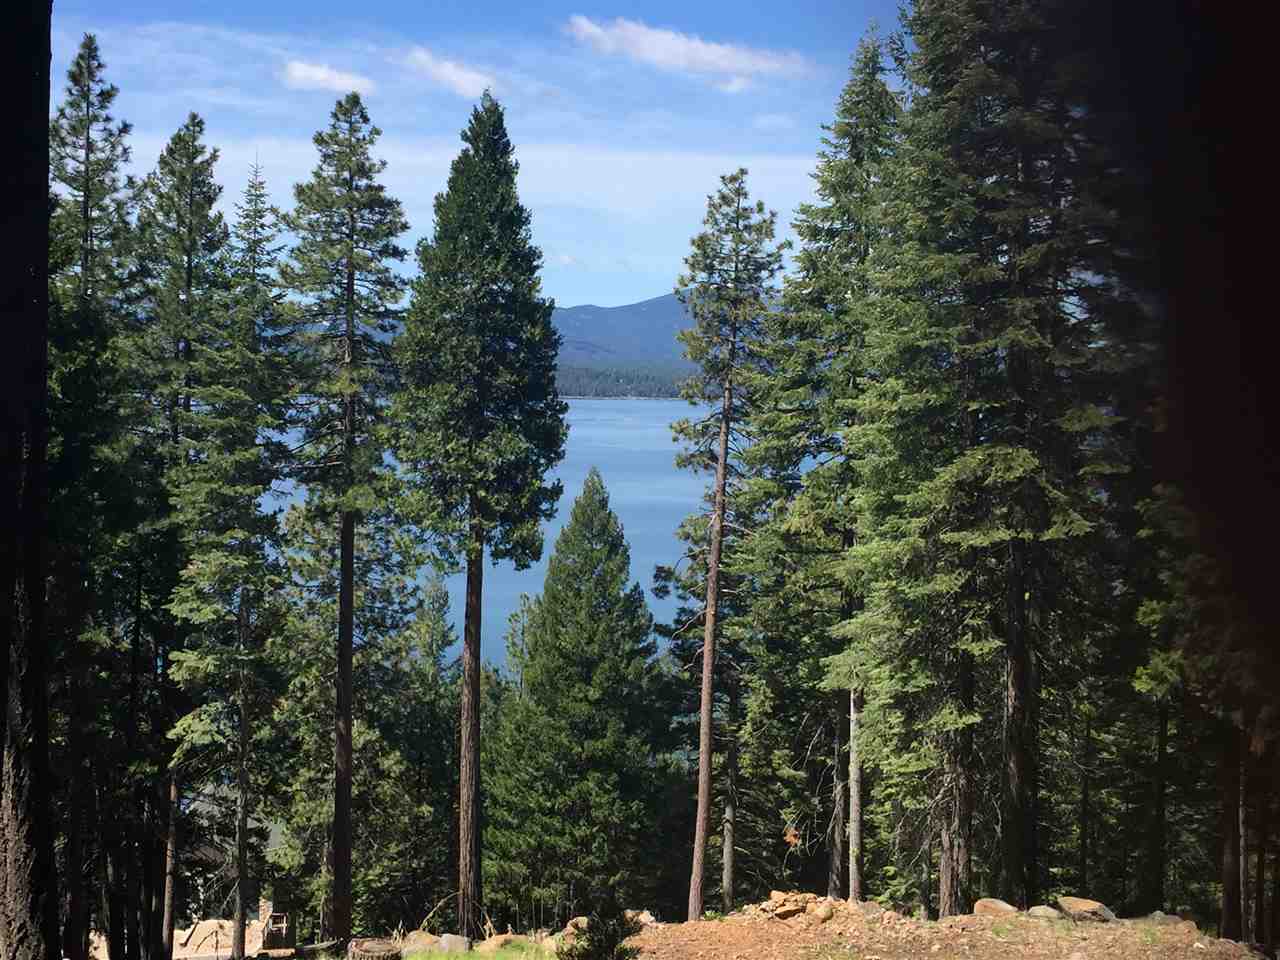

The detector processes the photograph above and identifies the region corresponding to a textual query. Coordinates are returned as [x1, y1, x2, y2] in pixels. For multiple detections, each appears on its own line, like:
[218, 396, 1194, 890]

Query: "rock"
[972, 898, 1018, 917]
[769, 891, 788, 904]
[435, 935, 471, 953]
[623, 910, 656, 926]
[402, 932, 440, 953]
[1057, 896, 1116, 922]
[1145, 910, 1179, 926]
[1027, 905, 1061, 920]
[857, 901, 885, 918]
[773, 902, 805, 919]
[812, 902, 834, 923]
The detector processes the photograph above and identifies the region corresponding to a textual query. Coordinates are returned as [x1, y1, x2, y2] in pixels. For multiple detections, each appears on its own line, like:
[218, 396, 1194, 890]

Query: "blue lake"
[442, 397, 707, 665]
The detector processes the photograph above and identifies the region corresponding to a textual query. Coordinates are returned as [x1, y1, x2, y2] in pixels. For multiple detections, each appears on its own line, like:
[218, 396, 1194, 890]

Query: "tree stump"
[348, 939, 401, 960]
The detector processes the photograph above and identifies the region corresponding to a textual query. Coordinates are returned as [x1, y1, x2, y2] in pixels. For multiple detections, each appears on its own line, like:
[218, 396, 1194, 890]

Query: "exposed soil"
[630, 899, 1263, 960]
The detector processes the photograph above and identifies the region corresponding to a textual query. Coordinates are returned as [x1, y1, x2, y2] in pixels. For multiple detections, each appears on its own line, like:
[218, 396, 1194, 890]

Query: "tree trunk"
[1254, 768, 1267, 948]
[1269, 828, 1279, 951]
[1240, 753, 1249, 942]
[458, 533, 484, 941]
[828, 710, 845, 901]
[102, 807, 124, 960]
[689, 375, 731, 921]
[1, 4, 57, 958]
[332, 187, 359, 946]
[721, 680, 738, 914]
[1147, 702, 1167, 912]
[849, 689, 863, 902]
[1080, 715, 1091, 894]
[233, 658, 250, 960]
[63, 680, 90, 960]
[333, 508, 355, 943]
[161, 775, 178, 960]
[939, 653, 973, 917]
[1222, 720, 1243, 941]
[1001, 547, 1036, 910]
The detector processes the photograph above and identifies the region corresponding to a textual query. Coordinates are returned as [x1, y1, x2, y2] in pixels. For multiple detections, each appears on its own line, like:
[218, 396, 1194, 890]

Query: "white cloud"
[405, 47, 495, 98]
[753, 112, 794, 131]
[551, 253, 579, 267]
[283, 60, 375, 95]
[564, 15, 808, 89]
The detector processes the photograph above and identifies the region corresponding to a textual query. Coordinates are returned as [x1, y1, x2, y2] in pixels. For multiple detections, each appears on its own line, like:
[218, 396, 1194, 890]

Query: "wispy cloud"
[564, 15, 808, 91]
[405, 47, 495, 98]
[283, 60, 375, 95]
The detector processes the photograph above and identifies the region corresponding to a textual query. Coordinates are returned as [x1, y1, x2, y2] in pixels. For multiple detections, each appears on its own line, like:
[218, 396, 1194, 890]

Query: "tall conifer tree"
[167, 164, 292, 960]
[280, 92, 407, 942]
[675, 169, 785, 919]
[391, 91, 566, 940]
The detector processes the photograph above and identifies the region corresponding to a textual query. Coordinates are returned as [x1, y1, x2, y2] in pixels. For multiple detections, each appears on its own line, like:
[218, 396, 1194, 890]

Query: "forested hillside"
[2, 2, 1258, 960]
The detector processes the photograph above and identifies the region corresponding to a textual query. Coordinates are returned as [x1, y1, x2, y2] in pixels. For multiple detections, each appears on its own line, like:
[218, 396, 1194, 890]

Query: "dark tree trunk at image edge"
[1221, 720, 1243, 940]
[688, 374, 731, 921]
[458, 533, 484, 940]
[1, 3, 58, 959]
[234, 616, 251, 960]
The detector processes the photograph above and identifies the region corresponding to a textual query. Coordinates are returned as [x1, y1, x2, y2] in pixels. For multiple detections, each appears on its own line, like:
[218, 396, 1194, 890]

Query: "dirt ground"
[630, 904, 1263, 960]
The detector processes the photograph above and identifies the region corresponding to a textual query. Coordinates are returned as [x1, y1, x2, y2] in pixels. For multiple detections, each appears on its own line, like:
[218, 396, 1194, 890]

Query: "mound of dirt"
[630, 895, 1261, 960]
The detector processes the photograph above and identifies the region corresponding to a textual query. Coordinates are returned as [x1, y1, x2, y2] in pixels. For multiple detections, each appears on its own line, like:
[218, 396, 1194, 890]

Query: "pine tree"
[484, 469, 660, 926]
[279, 92, 408, 942]
[126, 111, 230, 960]
[675, 169, 786, 919]
[743, 31, 900, 905]
[166, 164, 293, 960]
[49, 33, 133, 306]
[390, 91, 566, 939]
[46, 35, 136, 959]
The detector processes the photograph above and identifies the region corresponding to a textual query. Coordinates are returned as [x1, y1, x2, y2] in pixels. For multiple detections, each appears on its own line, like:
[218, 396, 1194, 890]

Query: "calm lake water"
[442, 397, 706, 664]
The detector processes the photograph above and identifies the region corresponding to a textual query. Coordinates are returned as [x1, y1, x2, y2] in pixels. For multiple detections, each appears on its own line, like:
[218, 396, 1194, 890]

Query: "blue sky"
[51, 1, 900, 307]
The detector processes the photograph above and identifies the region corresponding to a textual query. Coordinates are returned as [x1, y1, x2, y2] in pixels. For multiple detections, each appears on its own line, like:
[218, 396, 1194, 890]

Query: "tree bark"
[1269, 826, 1279, 951]
[1147, 702, 1168, 912]
[458, 533, 484, 940]
[1221, 720, 1243, 941]
[828, 710, 845, 901]
[688, 373, 731, 921]
[331, 162, 359, 946]
[1240, 753, 1249, 942]
[1, 6, 58, 958]
[1079, 715, 1091, 893]
[939, 653, 973, 917]
[1001, 547, 1036, 910]
[721, 679, 738, 914]
[1254, 765, 1267, 948]
[332, 508, 355, 943]
[849, 689, 863, 902]
[233, 657, 250, 960]
[161, 775, 178, 960]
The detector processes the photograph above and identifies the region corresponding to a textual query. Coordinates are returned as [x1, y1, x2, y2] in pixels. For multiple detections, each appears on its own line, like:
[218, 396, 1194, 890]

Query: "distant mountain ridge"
[552, 293, 693, 371]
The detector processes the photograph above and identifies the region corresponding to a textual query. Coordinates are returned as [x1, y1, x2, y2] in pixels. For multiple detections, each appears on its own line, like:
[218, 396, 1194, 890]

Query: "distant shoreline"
[561, 394, 681, 401]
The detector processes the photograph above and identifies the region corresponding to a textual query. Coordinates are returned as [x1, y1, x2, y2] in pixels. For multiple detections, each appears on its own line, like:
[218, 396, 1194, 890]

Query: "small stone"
[1145, 910, 1179, 926]
[435, 935, 471, 953]
[972, 898, 1018, 917]
[774, 903, 805, 919]
[813, 902, 834, 923]
[1027, 905, 1061, 920]
[769, 891, 788, 904]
